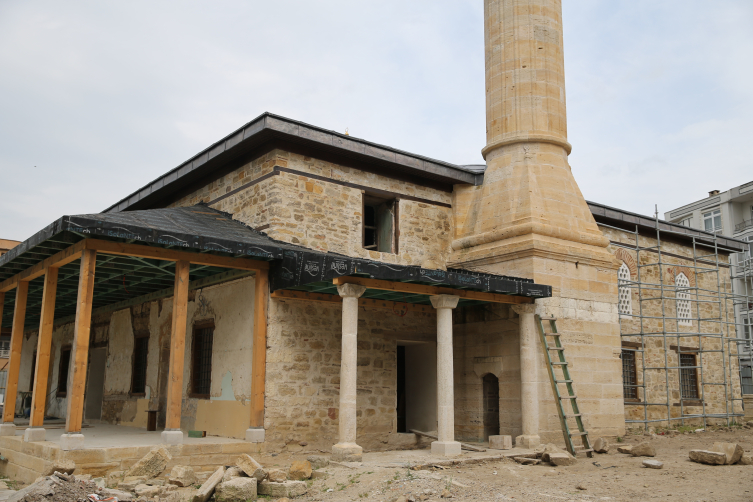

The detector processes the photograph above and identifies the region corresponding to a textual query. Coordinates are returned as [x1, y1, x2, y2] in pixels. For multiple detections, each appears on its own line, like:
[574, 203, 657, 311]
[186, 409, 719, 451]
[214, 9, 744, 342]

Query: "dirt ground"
[260, 425, 753, 502]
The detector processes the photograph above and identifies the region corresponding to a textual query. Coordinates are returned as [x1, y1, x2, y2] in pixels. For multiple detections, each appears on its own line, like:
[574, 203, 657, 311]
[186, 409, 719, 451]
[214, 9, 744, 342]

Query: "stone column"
[512, 304, 540, 449]
[332, 283, 367, 462]
[430, 294, 461, 457]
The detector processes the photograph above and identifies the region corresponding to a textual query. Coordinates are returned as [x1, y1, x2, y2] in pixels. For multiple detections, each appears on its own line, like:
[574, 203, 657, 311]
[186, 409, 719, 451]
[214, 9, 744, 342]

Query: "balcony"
[735, 219, 753, 233]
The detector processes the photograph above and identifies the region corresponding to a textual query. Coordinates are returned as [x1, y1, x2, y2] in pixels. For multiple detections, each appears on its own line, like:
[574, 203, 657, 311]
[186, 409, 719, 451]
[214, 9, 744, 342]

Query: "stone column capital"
[430, 295, 460, 310]
[337, 283, 367, 299]
[511, 303, 537, 316]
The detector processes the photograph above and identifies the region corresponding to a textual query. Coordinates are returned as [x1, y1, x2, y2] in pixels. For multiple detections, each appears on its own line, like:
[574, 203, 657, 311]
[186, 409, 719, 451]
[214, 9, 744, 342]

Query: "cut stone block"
[24, 428, 46, 442]
[245, 427, 265, 443]
[236, 454, 266, 480]
[642, 460, 663, 469]
[118, 476, 147, 491]
[59, 433, 85, 451]
[488, 435, 512, 450]
[711, 442, 743, 465]
[737, 454, 752, 465]
[161, 430, 183, 445]
[126, 446, 172, 479]
[689, 450, 726, 465]
[548, 452, 576, 466]
[593, 438, 609, 453]
[0, 423, 16, 436]
[193, 466, 225, 502]
[307, 455, 329, 470]
[258, 480, 307, 498]
[267, 469, 287, 483]
[332, 443, 363, 462]
[215, 477, 257, 501]
[42, 459, 76, 476]
[168, 465, 197, 487]
[431, 441, 461, 457]
[288, 460, 312, 480]
[630, 442, 655, 457]
[221, 467, 244, 483]
[617, 445, 633, 454]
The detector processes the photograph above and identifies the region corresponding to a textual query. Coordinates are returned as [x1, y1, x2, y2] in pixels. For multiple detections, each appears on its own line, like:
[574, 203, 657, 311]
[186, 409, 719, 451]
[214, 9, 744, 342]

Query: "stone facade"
[600, 225, 744, 426]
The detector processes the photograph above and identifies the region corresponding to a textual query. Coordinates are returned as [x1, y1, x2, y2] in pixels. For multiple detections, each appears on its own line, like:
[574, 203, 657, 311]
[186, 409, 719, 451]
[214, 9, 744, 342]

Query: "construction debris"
[689, 450, 727, 465]
[236, 453, 267, 480]
[258, 480, 307, 497]
[168, 465, 197, 487]
[124, 446, 172, 479]
[710, 442, 744, 465]
[42, 459, 76, 477]
[642, 460, 664, 469]
[288, 460, 312, 480]
[8, 472, 112, 502]
[214, 477, 257, 501]
[630, 442, 656, 457]
[193, 466, 225, 502]
[616, 445, 633, 454]
[592, 438, 609, 453]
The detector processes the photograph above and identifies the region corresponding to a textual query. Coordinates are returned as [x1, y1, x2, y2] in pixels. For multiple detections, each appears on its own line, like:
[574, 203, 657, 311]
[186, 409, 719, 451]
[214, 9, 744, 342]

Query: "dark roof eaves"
[104, 113, 479, 213]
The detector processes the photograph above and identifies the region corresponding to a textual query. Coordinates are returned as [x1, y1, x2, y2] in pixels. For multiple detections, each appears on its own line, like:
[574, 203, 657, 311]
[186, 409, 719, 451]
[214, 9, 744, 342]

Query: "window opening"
[396, 346, 406, 433]
[703, 209, 722, 233]
[618, 263, 632, 316]
[363, 194, 397, 253]
[679, 353, 699, 400]
[191, 323, 214, 398]
[57, 346, 71, 397]
[676, 272, 692, 326]
[622, 350, 638, 400]
[131, 333, 149, 395]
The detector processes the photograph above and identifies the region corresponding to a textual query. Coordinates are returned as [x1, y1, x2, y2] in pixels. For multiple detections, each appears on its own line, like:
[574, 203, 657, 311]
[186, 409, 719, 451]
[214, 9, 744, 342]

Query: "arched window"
[618, 263, 632, 316]
[676, 272, 692, 326]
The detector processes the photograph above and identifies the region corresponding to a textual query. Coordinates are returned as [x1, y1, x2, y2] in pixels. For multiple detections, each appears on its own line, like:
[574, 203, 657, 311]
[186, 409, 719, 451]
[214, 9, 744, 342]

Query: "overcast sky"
[1, 0, 751, 241]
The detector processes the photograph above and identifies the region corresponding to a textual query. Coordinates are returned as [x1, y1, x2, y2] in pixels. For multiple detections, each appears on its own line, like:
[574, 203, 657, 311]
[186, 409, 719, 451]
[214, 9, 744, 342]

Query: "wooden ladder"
[536, 315, 594, 458]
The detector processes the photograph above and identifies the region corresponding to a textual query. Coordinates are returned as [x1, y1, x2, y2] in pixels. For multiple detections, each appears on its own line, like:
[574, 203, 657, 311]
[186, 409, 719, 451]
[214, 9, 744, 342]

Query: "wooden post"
[2, 282, 29, 425]
[247, 269, 269, 441]
[163, 260, 190, 443]
[65, 249, 97, 434]
[30, 267, 58, 428]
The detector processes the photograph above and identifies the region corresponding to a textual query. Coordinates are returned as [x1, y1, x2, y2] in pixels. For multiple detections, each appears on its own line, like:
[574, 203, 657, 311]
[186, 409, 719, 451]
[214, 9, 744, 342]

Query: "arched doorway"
[482, 373, 500, 440]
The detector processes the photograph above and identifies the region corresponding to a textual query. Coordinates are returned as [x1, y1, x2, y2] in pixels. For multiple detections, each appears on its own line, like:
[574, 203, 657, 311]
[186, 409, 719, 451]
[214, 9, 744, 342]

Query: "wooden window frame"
[56, 345, 72, 397]
[190, 320, 215, 399]
[130, 331, 150, 397]
[362, 193, 398, 254]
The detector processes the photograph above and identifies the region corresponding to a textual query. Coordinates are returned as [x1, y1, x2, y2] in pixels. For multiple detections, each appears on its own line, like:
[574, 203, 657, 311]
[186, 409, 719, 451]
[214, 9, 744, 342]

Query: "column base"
[332, 442, 363, 462]
[431, 441, 462, 457]
[0, 423, 16, 436]
[23, 428, 46, 442]
[515, 434, 541, 449]
[161, 430, 184, 445]
[59, 433, 85, 451]
[245, 427, 265, 443]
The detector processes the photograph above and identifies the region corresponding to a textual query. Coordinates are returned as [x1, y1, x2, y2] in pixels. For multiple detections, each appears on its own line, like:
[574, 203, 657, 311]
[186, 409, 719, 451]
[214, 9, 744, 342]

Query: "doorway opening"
[396, 342, 437, 434]
[482, 373, 500, 440]
[84, 347, 107, 421]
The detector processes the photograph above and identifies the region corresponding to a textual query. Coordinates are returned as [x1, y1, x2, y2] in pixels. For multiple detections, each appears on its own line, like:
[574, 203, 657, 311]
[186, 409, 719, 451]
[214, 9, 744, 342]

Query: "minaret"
[450, 0, 625, 442]
[451, 0, 616, 277]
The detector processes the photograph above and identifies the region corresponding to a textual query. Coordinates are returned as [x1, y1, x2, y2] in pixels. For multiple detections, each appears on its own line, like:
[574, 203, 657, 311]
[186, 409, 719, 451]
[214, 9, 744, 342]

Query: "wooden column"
[65, 249, 97, 434]
[165, 261, 190, 432]
[2, 282, 29, 424]
[30, 267, 59, 428]
[248, 269, 269, 440]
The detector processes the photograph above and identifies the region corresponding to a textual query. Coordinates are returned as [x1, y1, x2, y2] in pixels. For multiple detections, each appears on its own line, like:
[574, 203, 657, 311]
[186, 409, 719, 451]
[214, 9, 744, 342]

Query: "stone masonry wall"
[600, 225, 743, 427]
[170, 149, 454, 269]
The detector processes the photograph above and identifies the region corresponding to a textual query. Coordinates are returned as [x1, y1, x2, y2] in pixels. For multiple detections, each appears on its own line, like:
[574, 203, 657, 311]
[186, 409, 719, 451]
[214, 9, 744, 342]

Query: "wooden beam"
[0, 241, 85, 293]
[271, 289, 435, 313]
[85, 239, 269, 271]
[30, 267, 58, 427]
[165, 260, 190, 430]
[250, 269, 269, 428]
[65, 249, 97, 433]
[331, 277, 534, 305]
[2, 282, 29, 423]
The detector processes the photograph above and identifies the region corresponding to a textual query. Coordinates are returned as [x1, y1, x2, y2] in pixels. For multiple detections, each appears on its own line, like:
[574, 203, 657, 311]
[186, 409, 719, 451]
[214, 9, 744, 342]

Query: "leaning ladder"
[536, 315, 594, 458]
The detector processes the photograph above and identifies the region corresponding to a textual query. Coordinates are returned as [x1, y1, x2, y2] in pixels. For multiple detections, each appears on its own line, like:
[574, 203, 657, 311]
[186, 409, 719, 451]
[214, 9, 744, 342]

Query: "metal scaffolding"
[599, 218, 752, 429]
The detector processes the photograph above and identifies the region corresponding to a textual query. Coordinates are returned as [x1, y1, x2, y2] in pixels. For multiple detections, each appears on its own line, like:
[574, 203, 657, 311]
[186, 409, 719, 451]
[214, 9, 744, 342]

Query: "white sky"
[1, 0, 751, 241]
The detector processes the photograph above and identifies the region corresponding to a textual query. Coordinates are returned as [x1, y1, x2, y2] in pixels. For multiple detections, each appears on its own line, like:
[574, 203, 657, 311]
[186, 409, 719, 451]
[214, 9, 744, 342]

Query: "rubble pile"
[7, 471, 114, 502]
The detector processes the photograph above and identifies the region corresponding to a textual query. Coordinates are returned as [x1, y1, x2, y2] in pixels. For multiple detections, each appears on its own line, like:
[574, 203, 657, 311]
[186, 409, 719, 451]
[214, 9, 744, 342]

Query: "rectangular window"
[679, 353, 699, 399]
[362, 194, 397, 254]
[621, 350, 638, 400]
[191, 323, 214, 398]
[57, 346, 72, 397]
[743, 317, 751, 341]
[703, 209, 722, 233]
[131, 333, 149, 395]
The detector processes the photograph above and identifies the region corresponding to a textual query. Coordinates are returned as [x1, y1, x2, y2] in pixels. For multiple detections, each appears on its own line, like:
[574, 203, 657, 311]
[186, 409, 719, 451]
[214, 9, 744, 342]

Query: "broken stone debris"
[7, 472, 117, 502]
[630, 442, 656, 457]
[168, 465, 197, 487]
[592, 437, 609, 453]
[307, 455, 329, 469]
[689, 450, 727, 465]
[193, 466, 226, 502]
[214, 477, 257, 501]
[42, 459, 76, 476]
[642, 459, 664, 469]
[548, 452, 577, 466]
[221, 466, 244, 483]
[268, 469, 287, 483]
[513, 457, 540, 465]
[236, 453, 267, 480]
[258, 479, 307, 498]
[288, 460, 312, 480]
[125, 446, 172, 478]
[616, 445, 633, 454]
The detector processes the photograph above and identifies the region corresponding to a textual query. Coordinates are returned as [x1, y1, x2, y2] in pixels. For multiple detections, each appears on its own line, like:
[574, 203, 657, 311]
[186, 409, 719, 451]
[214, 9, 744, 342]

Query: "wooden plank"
[250, 269, 269, 428]
[30, 267, 58, 427]
[2, 282, 29, 423]
[65, 249, 97, 433]
[0, 241, 85, 293]
[408, 429, 486, 452]
[165, 260, 190, 430]
[332, 277, 533, 305]
[85, 239, 269, 271]
[270, 289, 435, 313]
